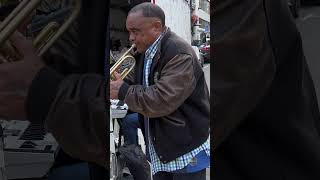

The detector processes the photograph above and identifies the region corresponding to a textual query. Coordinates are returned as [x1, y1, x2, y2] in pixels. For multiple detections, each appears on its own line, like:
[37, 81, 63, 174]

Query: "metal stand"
[110, 101, 128, 180]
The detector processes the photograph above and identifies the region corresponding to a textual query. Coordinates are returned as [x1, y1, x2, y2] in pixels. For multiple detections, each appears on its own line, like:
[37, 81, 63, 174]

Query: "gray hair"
[128, 2, 165, 26]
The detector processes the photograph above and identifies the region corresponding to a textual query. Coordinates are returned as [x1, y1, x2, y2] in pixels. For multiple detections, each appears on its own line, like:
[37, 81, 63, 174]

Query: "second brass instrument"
[0, 0, 81, 63]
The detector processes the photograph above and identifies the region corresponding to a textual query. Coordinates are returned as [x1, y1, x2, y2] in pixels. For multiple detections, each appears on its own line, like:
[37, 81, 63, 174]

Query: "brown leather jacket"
[118, 28, 210, 163]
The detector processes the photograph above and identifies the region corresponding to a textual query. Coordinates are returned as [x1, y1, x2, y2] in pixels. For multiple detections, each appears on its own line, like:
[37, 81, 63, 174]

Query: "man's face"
[126, 11, 162, 53]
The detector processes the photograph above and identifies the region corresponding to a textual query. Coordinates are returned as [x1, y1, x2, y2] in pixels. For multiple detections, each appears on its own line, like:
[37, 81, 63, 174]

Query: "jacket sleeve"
[119, 54, 197, 118]
[212, 0, 277, 149]
[26, 68, 108, 167]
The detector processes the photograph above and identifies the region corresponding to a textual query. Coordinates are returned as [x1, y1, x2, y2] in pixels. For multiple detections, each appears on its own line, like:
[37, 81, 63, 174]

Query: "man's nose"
[129, 34, 135, 42]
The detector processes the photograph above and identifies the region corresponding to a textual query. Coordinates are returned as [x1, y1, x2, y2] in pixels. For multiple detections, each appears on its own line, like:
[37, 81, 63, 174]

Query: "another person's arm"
[212, 0, 298, 149]
[0, 31, 108, 167]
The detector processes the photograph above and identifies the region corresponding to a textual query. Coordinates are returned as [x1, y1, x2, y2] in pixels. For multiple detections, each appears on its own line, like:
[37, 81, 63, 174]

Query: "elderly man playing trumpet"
[110, 2, 210, 180]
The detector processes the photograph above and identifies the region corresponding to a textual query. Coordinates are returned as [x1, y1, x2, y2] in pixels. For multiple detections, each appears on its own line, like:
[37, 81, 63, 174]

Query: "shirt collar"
[145, 27, 168, 59]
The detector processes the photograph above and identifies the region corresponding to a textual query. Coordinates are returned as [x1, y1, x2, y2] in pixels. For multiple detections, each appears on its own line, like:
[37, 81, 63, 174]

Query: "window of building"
[199, 18, 210, 32]
[199, 0, 209, 14]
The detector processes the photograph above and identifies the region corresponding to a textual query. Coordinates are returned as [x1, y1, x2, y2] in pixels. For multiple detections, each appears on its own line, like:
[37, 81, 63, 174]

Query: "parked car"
[199, 43, 210, 63]
[192, 46, 204, 67]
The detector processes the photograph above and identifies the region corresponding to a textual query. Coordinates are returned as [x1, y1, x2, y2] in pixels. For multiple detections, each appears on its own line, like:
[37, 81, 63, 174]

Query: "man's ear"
[152, 20, 163, 32]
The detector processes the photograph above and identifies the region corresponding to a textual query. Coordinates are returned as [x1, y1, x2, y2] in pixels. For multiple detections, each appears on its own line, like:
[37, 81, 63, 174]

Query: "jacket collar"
[150, 27, 171, 73]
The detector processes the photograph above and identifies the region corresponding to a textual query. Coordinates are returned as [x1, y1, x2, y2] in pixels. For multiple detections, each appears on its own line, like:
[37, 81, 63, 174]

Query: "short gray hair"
[128, 2, 165, 26]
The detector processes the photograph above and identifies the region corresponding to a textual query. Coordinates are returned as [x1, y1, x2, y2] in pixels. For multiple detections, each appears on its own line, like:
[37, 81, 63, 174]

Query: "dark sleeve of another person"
[26, 68, 108, 167]
[212, 0, 277, 149]
[26, 0, 108, 168]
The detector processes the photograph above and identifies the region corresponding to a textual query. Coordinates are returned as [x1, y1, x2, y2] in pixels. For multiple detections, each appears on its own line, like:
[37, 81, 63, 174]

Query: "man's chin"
[135, 46, 146, 54]
[136, 49, 144, 54]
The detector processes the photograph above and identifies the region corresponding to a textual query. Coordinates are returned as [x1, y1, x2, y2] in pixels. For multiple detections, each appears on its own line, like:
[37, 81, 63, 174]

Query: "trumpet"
[110, 44, 136, 80]
[0, 0, 81, 63]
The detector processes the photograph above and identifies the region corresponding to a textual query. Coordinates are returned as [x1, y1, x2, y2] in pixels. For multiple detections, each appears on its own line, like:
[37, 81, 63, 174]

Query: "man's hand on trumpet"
[110, 71, 124, 99]
[0, 31, 44, 119]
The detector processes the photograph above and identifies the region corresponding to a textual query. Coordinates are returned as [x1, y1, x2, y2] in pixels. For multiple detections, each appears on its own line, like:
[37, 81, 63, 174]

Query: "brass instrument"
[110, 44, 136, 80]
[0, 0, 81, 63]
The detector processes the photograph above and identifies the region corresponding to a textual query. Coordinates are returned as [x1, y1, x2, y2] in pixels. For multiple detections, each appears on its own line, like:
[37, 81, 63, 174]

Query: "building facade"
[153, 0, 192, 44]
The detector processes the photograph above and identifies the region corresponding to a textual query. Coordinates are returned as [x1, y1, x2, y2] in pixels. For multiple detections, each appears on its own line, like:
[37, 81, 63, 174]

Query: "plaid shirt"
[143, 28, 210, 175]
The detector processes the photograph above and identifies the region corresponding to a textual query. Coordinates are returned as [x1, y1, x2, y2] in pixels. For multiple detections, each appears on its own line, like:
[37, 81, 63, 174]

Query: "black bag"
[118, 144, 152, 180]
